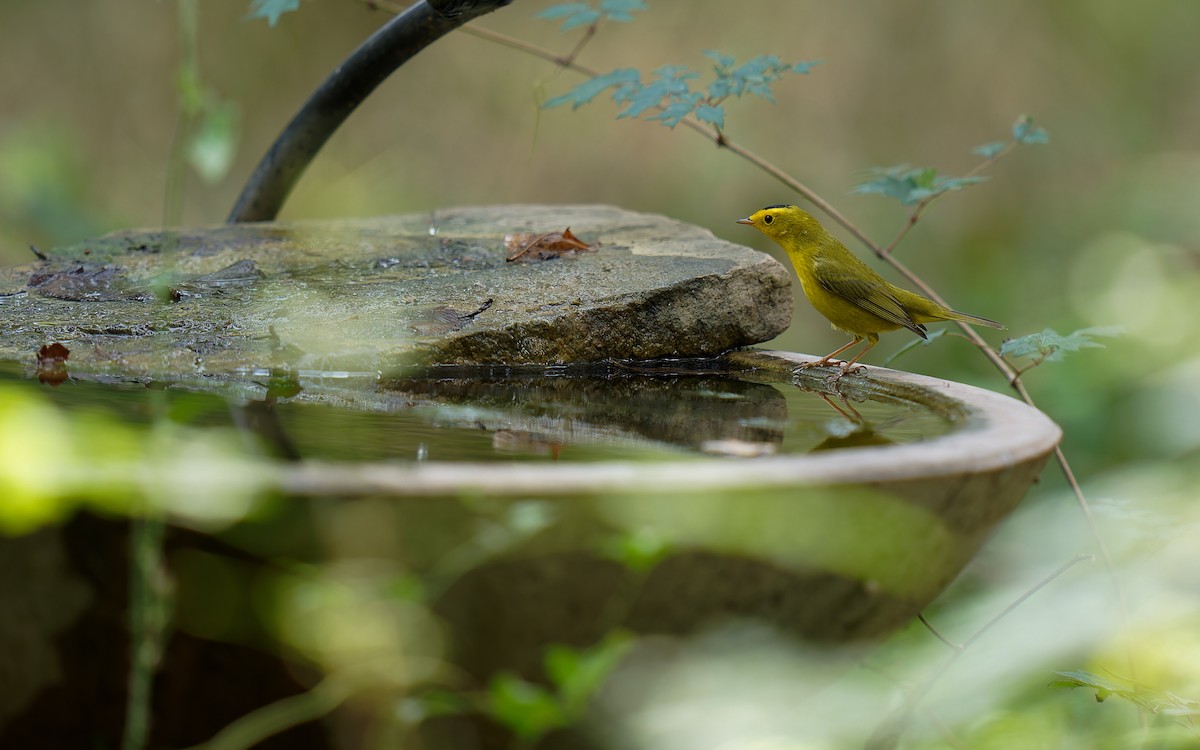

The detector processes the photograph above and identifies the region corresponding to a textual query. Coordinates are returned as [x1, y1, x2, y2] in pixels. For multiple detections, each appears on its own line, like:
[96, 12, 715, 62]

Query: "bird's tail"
[944, 309, 1005, 329]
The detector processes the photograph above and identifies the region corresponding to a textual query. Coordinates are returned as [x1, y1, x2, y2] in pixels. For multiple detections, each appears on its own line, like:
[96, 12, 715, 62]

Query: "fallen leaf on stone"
[36, 342, 70, 386]
[505, 228, 595, 262]
[28, 263, 153, 301]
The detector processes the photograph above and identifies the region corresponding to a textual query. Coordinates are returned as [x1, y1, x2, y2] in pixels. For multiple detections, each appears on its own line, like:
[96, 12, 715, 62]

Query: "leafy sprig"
[854, 116, 1050, 208]
[1013, 113, 1050, 145]
[535, 0, 647, 31]
[883, 328, 949, 365]
[1000, 326, 1121, 375]
[1051, 669, 1200, 728]
[852, 165, 988, 206]
[702, 51, 820, 102]
[543, 53, 819, 129]
[973, 116, 1049, 159]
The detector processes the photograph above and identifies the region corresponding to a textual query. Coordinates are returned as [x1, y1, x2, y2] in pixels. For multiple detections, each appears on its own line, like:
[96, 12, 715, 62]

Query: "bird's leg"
[837, 336, 879, 376]
[796, 338, 864, 370]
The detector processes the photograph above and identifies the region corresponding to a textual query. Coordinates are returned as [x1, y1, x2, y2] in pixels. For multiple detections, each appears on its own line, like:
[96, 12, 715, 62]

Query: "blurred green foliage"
[0, 382, 273, 533]
[487, 633, 632, 743]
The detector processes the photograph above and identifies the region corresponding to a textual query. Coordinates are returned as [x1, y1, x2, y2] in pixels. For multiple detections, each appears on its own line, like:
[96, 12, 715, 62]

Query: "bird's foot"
[795, 357, 842, 371]
[817, 362, 866, 383]
[795, 358, 864, 372]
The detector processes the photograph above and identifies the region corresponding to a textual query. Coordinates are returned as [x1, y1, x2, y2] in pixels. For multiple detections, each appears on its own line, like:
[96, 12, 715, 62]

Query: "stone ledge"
[0, 205, 793, 380]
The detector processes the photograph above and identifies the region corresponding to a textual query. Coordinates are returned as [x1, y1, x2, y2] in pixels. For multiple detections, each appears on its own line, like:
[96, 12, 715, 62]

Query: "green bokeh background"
[3, 1, 1200, 745]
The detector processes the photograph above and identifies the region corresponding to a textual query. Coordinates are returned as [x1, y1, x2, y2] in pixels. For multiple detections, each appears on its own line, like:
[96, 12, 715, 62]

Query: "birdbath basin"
[276, 347, 1061, 652]
[0, 206, 1061, 748]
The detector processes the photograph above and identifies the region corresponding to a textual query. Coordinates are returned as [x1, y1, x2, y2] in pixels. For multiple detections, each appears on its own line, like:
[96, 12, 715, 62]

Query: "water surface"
[0, 359, 954, 463]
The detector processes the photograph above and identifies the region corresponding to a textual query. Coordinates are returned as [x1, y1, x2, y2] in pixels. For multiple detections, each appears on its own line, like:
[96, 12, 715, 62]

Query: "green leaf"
[545, 49, 816, 130]
[1000, 326, 1121, 362]
[602, 529, 671, 572]
[704, 52, 819, 103]
[936, 175, 990, 194]
[615, 67, 697, 119]
[1012, 115, 1050, 145]
[544, 645, 581, 691]
[852, 165, 988, 205]
[543, 68, 641, 110]
[598, 0, 647, 22]
[537, 0, 645, 30]
[245, 0, 300, 26]
[544, 632, 633, 717]
[648, 99, 699, 128]
[883, 328, 948, 365]
[694, 103, 725, 129]
[703, 49, 736, 71]
[973, 141, 1007, 159]
[535, 3, 599, 30]
[1050, 669, 1200, 720]
[707, 77, 734, 100]
[488, 673, 565, 741]
[1050, 669, 1129, 694]
[411, 688, 472, 719]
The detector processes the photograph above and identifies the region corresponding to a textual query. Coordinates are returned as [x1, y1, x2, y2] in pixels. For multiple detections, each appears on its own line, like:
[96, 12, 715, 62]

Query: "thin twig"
[361, 0, 603, 71]
[963, 554, 1094, 650]
[917, 612, 961, 650]
[866, 555, 1093, 750]
[460, 19, 598, 70]
[881, 141, 1017, 255]
[562, 21, 597, 66]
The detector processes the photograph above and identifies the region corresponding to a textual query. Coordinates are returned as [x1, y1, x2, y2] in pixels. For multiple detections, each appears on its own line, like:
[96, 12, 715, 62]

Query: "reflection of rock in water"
[434, 550, 911, 686]
[385, 367, 787, 452]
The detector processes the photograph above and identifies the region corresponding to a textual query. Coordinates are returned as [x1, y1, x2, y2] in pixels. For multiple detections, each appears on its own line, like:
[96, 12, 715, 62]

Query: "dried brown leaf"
[36, 342, 71, 386]
[505, 227, 596, 262]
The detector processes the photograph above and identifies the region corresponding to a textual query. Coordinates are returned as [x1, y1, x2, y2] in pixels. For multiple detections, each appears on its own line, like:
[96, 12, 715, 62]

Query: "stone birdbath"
[0, 203, 1060, 747]
[0, 2, 1060, 744]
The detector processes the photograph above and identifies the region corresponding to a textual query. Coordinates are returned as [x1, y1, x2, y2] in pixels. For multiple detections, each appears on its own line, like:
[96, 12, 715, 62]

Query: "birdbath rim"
[278, 349, 1062, 496]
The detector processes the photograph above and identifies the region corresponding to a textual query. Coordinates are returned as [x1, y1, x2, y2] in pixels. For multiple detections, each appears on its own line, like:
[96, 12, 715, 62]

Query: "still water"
[1, 358, 954, 463]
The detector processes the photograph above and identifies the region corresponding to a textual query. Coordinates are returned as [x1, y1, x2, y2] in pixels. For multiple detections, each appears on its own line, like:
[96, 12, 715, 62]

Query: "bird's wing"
[814, 260, 927, 338]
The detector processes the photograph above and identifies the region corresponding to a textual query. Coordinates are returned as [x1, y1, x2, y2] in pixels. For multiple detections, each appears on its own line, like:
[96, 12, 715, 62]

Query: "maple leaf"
[505, 228, 596, 262]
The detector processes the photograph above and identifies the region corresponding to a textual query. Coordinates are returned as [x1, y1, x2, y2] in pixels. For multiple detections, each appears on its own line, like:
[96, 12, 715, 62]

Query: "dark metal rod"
[228, 0, 513, 224]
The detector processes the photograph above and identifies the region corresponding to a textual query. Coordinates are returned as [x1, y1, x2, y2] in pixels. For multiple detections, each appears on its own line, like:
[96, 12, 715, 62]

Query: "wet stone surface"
[0, 205, 793, 383]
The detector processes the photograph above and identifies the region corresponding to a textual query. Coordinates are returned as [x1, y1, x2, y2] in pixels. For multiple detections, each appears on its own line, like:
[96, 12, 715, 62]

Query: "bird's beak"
[736, 217, 754, 225]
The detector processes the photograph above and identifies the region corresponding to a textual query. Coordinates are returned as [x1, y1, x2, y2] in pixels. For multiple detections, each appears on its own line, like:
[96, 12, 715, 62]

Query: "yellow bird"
[738, 204, 1003, 372]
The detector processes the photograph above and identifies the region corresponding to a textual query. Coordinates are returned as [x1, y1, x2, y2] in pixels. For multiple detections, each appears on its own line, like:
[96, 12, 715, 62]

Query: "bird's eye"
[763, 215, 774, 224]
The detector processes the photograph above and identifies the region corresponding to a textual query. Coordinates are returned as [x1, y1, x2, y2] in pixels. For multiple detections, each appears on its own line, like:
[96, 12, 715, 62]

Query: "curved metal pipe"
[228, 0, 514, 223]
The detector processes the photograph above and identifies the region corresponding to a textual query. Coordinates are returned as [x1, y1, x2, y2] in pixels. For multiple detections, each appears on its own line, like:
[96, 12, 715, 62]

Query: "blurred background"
[3, 0, 1200, 746]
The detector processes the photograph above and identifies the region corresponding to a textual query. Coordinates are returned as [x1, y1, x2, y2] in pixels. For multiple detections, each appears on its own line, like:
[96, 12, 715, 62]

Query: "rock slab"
[0, 205, 793, 380]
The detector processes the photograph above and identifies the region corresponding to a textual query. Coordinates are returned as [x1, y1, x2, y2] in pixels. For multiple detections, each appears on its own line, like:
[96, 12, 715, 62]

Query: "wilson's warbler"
[738, 204, 1003, 372]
